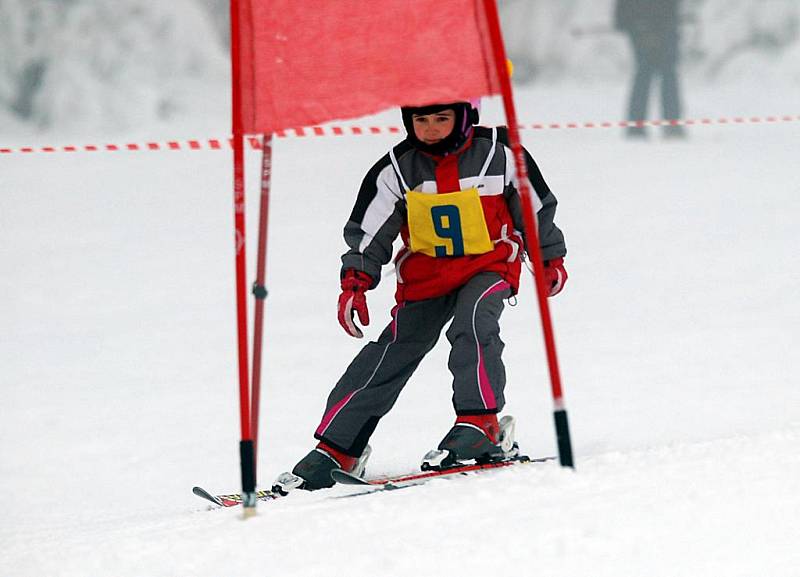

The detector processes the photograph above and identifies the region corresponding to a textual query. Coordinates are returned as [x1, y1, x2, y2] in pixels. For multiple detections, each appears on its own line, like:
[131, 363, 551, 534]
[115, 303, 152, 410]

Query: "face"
[412, 109, 456, 145]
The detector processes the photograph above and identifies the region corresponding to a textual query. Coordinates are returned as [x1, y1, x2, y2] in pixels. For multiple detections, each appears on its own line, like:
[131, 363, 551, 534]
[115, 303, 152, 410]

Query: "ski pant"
[626, 29, 682, 122]
[314, 272, 512, 457]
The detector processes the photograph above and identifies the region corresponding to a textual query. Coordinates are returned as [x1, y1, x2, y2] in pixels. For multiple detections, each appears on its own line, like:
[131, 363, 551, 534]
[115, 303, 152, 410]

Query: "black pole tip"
[554, 409, 575, 468]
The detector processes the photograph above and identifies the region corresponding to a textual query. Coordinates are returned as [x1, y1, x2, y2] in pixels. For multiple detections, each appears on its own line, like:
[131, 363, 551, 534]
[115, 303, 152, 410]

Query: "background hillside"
[1, 0, 798, 137]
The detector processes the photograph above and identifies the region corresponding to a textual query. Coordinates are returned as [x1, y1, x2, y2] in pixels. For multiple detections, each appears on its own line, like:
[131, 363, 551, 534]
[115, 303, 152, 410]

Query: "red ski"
[331, 455, 555, 489]
[193, 455, 555, 507]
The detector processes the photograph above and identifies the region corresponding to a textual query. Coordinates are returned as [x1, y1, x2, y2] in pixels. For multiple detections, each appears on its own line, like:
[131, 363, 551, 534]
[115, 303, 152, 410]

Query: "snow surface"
[2, 84, 799, 576]
[2, 1, 800, 572]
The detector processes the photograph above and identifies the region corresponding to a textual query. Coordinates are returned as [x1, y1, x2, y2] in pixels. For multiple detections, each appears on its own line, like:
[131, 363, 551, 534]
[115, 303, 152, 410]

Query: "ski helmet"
[401, 101, 480, 155]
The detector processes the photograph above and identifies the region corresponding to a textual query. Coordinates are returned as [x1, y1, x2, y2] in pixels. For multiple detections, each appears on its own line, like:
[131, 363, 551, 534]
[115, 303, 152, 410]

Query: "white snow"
[2, 2, 800, 575]
[2, 92, 799, 575]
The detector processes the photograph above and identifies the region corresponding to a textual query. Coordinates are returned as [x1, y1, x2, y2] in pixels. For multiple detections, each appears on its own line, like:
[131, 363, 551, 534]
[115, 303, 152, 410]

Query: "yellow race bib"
[407, 188, 493, 257]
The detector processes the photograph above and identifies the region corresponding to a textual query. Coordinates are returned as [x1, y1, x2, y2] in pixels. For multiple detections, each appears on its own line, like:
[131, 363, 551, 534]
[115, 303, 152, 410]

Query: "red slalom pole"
[250, 134, 273, 479]
[482, 0, 574, 467]
[230, 0, 256, 511]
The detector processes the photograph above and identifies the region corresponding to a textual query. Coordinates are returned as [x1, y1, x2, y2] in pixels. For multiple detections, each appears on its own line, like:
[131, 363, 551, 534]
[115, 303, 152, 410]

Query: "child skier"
[274, 101, 567, 492]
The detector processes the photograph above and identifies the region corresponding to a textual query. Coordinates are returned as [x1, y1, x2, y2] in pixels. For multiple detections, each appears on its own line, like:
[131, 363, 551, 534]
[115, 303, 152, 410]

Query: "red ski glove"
[543, 257, 568, 297]
[337, 269, 372, 338]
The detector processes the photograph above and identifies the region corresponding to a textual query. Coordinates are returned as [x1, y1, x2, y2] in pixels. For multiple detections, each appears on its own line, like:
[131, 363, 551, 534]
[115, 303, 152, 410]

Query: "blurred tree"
[499, 0, 579, 84]
[704, 0, 799, 78]
[195, 0, 229, 51]
[2, 0, 798, 133]
[0, 0, 63, 122]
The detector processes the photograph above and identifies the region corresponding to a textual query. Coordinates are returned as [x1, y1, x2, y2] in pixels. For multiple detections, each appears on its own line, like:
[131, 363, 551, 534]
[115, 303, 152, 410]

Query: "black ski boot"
[273, 443, 371, 493]
[422, 415, 517, 470]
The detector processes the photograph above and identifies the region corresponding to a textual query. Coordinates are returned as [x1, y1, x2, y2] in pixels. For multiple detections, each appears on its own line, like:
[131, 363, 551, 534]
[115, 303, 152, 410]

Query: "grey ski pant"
[626, 29, 682, 122]
[314, 272, 512, 456]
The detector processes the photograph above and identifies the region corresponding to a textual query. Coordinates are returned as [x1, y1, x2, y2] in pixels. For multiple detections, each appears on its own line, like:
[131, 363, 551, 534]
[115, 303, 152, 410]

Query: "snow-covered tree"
[1, 0, 227, 135]
[0, 0, 797, 135]
[500, 0, 800, 83]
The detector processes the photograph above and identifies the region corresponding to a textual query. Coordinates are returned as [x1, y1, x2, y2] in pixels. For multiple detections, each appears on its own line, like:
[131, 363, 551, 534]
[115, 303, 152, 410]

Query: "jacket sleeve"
[340, 153, 406, 289]
[503, 144, 567, 263]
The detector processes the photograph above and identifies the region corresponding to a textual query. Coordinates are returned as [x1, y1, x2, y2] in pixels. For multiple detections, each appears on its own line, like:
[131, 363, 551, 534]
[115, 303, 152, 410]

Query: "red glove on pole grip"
[337, 270, 372, 338]
[543, 257, 568, 297]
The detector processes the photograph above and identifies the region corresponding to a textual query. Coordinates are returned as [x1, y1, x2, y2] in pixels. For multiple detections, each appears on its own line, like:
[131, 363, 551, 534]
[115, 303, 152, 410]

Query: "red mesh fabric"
[235, 0, 500, 133]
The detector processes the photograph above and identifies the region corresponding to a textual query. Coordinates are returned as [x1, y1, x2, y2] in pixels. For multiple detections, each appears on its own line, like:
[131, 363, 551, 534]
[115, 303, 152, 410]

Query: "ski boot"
[272, 442, 371, 494]
[663, 124, 687, 140]
[421, 414, 518, 471]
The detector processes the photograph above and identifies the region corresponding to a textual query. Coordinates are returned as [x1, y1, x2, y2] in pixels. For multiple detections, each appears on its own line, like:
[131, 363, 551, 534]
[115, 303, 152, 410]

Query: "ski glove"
[543, 257, 568, 297]
[337, 269, 372, 338]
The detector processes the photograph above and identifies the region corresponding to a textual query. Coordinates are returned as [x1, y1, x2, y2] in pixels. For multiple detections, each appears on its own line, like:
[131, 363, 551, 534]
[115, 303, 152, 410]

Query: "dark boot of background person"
[625, 125, 649, 139]
[663, 124, 687, 139]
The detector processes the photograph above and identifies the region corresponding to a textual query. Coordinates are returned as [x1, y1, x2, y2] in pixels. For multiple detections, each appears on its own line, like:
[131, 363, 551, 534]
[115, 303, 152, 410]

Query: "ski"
[331, 454, 555, 489]
[194, 455, 555, 507]
[192, 485, 282, 507]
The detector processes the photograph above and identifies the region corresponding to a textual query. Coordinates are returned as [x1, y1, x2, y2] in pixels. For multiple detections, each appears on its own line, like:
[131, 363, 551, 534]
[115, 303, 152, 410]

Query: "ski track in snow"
[1, 430, 798, 576]
[2, 93, 800, 574]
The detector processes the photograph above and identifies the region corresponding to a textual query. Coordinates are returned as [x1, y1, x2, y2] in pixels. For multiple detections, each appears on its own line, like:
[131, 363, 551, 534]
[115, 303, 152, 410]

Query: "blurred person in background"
[615, 0, 686, 138]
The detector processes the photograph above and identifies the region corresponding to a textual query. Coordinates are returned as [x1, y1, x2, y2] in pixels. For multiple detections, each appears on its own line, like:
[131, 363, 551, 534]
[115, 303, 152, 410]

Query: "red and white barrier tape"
[2, 115, 797, 154]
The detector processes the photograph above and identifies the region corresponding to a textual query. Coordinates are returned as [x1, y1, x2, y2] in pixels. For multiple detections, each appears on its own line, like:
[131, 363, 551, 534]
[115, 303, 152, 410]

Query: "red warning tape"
[1, 115, 797, 154]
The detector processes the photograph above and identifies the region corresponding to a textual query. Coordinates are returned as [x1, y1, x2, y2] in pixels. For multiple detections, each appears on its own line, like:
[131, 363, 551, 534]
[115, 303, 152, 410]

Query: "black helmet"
[401, 101, 480, 155]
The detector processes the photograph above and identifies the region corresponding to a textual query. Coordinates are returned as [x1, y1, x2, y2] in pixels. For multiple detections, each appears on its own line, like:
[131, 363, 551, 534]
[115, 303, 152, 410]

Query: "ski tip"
[530, 455, 558, 463]
[192, 485, 211, 498]
[330, 468, 372, 486]
[192, 486, 225, 506]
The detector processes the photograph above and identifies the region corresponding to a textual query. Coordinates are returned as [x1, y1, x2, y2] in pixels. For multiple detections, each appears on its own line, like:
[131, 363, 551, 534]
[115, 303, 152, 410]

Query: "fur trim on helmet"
[401, 101, 480, 155]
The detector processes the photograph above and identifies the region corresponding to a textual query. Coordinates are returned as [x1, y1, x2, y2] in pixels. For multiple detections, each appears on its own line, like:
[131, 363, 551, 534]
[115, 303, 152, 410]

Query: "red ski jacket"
[341, 126, 566, 303]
